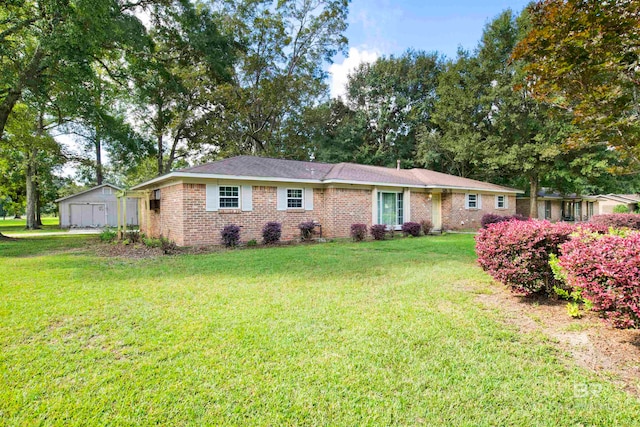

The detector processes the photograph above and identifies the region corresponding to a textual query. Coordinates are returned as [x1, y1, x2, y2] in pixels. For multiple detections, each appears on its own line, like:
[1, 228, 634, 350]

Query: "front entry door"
[432, 193, 442, 231]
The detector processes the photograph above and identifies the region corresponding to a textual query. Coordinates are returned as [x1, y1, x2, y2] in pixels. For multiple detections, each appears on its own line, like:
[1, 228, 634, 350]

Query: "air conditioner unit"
[149, 199, 161, 211]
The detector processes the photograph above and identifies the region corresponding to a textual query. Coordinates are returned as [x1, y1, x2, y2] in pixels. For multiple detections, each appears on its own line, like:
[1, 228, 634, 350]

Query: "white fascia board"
[131, 173, 523, 194]
[425, 185, 524, 194]
[54, 183, 123, 202]
[131, 172, 323, 190]
[323, 179, 522, 193]
[323, 179, 424, 189]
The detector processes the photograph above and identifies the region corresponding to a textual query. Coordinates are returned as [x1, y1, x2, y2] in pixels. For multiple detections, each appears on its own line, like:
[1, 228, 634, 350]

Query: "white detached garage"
[56, 184, 138, 228]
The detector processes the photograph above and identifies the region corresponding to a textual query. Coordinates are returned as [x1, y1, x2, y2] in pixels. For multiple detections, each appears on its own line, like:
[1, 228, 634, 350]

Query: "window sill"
[219, 209, 241, 214]
[286, 209, 306, 213]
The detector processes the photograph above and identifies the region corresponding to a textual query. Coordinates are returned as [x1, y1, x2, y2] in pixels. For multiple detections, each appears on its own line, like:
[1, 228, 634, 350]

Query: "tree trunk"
[155, 100, 164, 176]
[0, 46, 44, 140]
[166, 125, 183, 173]
[25, 147, 39, 230]
[95, 131, 103, 185]
[36, 184, 43, 227]
[157, 133, 164, 175]
[529, 174, 539, 219]
[0, 88, 22, 142]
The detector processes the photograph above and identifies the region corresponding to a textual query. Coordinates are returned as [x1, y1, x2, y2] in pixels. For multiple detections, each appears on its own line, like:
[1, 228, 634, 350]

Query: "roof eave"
[131, 172, 522, 194]
[55, 183, 122, 202]
[130, 172, 324, 189]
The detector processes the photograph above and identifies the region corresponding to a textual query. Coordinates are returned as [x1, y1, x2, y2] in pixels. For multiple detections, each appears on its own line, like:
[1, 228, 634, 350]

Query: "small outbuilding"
[56, 184, 138, 228]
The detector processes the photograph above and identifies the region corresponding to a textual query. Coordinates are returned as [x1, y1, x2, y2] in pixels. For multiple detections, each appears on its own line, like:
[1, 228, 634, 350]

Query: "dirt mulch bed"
[94, 242, 166, 259]
[477, 286, 640, 397]
[93, 238, 330, 259]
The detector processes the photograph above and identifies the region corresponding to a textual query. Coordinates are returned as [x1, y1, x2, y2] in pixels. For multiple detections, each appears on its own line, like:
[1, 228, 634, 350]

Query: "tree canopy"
[513, 0, 640, 165]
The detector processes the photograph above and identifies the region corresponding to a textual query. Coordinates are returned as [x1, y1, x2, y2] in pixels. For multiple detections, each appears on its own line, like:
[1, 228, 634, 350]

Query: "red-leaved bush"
[559, 231, 640, 328]
[420, 219, 433, 235]
[298, 221, 315, 241]
[221, 224, 241, 247]
[475, 220, 576, 295]
[262, 222, 282, 244]
[370, 224, 387, 240]
[480, 213, 528, 228]
[589, 214, 640, 230]
[350, 223, 367, 242]
[401, 222, 421, 237]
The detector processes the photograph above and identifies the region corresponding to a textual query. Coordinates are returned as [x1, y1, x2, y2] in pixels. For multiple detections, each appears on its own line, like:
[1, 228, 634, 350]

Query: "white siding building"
[56, 184, 138, 228]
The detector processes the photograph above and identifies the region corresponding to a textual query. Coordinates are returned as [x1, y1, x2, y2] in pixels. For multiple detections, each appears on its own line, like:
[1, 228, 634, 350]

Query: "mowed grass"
[0, 216, 63, 233]
[1, 234, 638, 426]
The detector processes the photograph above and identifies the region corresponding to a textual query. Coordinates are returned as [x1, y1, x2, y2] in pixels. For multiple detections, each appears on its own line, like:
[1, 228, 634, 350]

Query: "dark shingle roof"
[144, 155, 520, 193]
[180, 156, 334, 180]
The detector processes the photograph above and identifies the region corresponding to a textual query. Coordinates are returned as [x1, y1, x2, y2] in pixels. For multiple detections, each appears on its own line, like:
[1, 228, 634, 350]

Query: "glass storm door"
[381, 193, 397, 226]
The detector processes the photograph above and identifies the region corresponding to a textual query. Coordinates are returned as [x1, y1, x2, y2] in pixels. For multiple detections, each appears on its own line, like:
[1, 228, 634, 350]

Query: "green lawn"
[0, 216, 63, 234]
[1, 234, 638, 425]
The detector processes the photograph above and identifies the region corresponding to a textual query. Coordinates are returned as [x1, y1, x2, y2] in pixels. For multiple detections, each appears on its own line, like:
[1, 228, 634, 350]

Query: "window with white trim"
[496, 195, 506, 209]
[219, 186, 239, 208]
[466, 194, 479, 209]
[377, 192, 403, 227]
[287, 188, 303, 208]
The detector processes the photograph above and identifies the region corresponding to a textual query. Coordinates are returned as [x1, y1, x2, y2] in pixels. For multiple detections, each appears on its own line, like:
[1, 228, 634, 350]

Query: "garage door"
[69, 204, 106, 227]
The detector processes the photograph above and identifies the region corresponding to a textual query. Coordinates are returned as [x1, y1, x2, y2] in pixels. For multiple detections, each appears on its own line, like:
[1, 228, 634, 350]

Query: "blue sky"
[329, 0, 532, 97]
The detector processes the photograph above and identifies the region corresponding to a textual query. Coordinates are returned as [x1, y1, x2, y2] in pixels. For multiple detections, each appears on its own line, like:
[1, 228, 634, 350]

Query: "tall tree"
[0, 0, 149, 141]
[132, 0, 237, 175]
[425, 9, 609, 216]
[201, 0, 348, 159]
[3, 103, 62, 229]
[513, 0, 640, 165]
[340, 50, 442, 167]
[65, 69, 151, 185]
[416, 50, 487, 178]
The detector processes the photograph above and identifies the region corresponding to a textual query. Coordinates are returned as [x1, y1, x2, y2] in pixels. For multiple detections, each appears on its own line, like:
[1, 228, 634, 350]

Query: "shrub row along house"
[129, 156, 520, 246]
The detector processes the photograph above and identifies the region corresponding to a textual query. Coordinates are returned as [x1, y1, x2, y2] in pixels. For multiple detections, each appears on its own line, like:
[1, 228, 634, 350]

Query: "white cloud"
[328, 47, 379, 99]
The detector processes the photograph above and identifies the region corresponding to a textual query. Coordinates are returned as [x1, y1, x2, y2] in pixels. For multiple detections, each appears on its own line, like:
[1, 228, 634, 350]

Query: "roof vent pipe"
[397, 159, 401, 170]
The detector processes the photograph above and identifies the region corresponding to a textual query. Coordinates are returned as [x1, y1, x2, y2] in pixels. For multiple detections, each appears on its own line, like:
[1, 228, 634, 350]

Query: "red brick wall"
[181, 185, 332, 245]
[141, 183, 517, 245]
[323, 187, 372, 237]
[442, 192, 516, 230]
[410, 192, 432, 224]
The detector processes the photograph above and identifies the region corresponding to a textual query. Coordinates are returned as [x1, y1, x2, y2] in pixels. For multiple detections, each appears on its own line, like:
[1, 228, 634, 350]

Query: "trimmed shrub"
[613, 204, 630, 213]
[160, 236, 177, 254]
[481, 213, 528, 229]
[590, 213, 640, 230]
[559, 231, 640, 328]
[124, 229, 141, 244]
[142, 236, 162, 248]
[350, 223, 367, 242]
[299, 221, 315, 241]
[370, 224, 387, 241]
[99, 228, 117, 242]
[402, 221, 421, 237]
[221, 224, 241, 247]
[160, 236, 178, 255]
[262, 222, 282, 244]
[420, 219, 433, 235]
[475, 220, 576, 295]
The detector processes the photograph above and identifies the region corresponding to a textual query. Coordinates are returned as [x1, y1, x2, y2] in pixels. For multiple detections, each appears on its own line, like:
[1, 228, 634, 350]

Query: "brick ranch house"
[130, 156, 522, 246]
